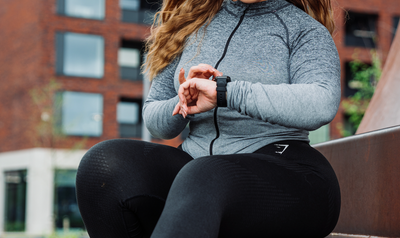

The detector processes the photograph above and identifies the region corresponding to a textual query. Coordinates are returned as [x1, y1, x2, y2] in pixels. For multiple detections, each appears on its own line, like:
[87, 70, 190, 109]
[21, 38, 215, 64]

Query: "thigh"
[76, 139, 193, 238]
[217, 143, 340, 238]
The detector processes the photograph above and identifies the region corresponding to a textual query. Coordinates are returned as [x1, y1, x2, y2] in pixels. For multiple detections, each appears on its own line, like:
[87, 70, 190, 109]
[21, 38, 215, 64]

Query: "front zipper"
[209, 7, 248, 155]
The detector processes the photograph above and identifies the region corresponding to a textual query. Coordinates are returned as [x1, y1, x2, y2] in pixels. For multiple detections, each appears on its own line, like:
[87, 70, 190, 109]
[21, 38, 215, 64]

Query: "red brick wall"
[0, 0, 399, 152]
[0, 0, 183, 152]
[0, 0, 45, 152]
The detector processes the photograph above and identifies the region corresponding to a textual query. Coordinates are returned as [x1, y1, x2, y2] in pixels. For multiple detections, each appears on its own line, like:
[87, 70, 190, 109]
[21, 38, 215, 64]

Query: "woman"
[76, 0, 341, 237]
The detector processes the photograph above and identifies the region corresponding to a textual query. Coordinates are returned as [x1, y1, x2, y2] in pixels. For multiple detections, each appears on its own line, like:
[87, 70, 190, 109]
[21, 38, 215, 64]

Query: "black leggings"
[76, 139, 340, 238]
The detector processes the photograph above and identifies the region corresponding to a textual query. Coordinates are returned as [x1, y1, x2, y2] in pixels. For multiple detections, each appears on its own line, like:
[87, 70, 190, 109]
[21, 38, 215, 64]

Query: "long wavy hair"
[143, 0, 336, 80]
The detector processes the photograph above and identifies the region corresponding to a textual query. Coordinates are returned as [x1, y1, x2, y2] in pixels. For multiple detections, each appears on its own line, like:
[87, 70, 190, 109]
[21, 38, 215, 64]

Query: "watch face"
[214, 76, 231, 81]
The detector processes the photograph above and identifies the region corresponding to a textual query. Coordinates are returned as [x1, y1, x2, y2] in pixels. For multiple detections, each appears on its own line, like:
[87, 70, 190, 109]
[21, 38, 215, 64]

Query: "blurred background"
[0, 0, 398, 237]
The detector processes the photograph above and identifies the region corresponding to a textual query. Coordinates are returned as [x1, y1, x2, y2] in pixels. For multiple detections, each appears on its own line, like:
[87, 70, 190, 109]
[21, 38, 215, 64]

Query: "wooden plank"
[314, 126, 400, 237]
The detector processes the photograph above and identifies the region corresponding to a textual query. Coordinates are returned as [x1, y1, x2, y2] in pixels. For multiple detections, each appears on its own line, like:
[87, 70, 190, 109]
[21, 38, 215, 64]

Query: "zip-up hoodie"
[143, 0, 341, 159]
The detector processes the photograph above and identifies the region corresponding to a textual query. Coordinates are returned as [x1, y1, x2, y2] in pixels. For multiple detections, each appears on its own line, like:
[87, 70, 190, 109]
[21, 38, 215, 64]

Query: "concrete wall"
[0, 148, 86, 237]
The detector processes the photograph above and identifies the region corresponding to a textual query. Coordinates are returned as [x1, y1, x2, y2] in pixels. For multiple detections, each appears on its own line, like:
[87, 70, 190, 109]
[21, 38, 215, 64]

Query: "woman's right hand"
[173, 78, 218, 117]
[173, 64, 222, 117]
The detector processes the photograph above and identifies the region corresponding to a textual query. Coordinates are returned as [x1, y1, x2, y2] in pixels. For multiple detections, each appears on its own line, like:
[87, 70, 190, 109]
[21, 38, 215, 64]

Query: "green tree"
[29, 79, 87, 149]
[340, 50, 382, 136]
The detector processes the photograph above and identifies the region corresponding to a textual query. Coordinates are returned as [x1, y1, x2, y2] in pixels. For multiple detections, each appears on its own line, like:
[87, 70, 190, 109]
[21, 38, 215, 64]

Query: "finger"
[189, 82, 197, 100]
[211, 71, 223, 81]
[197, 64, 223, 78]
[179, 68, 186, 85]
[178, 82, 190, 112]
[215, 71, 223, 77]
[172, 102, 181, 116]
[186, 105, 201, 115]
[181, 108, 187, 118]
[188, 66, 208, 79]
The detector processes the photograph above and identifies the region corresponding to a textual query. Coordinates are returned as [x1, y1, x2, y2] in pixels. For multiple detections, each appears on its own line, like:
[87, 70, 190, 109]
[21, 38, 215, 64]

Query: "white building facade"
[0, 148, 87, 237]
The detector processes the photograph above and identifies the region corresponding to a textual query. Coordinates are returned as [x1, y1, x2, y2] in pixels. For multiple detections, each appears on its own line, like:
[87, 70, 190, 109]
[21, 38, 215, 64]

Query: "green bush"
[340, 50, 382, 136]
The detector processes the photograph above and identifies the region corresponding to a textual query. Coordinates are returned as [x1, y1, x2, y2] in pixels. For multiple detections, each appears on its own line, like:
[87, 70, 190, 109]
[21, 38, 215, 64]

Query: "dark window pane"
[117, 99, 142, 138]
[57, 0, 105, 20]
[120, 67, 143, 81]
[120, 0, 161, 24]
[119, 40, 144, 81]
[58, 91, 104, 137]
[394, 16, 399, 39]
[345, 12, 378, 48]
[56, 32, 104, 78]
[4, 170, 27, 232]
[54, 170, 84, 229]
[57, 0, 66, 15]
[119, 123, 143, 138]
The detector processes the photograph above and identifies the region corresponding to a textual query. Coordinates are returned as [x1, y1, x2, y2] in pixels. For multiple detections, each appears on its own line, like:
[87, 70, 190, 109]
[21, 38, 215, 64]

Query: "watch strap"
[215, 76, 231, 107]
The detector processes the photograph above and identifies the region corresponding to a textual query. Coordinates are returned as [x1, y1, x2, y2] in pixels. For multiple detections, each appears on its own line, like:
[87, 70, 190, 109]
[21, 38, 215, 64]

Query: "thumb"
[179, 68, 186, 85]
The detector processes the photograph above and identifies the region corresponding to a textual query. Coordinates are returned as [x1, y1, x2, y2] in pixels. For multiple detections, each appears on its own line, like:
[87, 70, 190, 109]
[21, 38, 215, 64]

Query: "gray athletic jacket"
[143, 0, 341, 159]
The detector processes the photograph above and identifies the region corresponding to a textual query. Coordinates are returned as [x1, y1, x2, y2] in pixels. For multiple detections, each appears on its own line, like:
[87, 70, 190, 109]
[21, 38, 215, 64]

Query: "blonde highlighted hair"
[143, 0, 336, 81]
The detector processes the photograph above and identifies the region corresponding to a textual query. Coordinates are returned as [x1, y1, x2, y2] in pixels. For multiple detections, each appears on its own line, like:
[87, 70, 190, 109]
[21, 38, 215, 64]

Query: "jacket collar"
[224, 0, 290, 16]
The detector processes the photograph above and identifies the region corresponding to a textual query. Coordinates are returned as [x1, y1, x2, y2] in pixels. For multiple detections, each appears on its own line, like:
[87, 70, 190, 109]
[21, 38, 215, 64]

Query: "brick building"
[0, 0, 399, 236]
[0, 0, 167, 236]
[0, 0, 183, 154]
[323, 0, 400, 141]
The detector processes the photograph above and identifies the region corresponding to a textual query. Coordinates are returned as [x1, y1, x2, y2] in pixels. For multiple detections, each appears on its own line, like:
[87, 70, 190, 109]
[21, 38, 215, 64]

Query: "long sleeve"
[142, 58, 189, 139]
[227, 26, 341, 131]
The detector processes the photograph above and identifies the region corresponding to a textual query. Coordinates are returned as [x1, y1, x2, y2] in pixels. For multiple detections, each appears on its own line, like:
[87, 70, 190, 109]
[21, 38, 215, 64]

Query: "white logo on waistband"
[274, 144, 289, 154]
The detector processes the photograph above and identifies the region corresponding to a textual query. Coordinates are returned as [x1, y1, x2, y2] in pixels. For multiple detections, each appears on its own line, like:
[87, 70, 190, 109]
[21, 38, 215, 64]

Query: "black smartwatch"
[215, 76, 231, 107]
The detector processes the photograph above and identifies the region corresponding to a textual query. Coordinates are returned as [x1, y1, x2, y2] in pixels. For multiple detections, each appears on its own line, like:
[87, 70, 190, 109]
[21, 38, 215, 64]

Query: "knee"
[76, 139, 145, 190]
[77, 139, 133, 177]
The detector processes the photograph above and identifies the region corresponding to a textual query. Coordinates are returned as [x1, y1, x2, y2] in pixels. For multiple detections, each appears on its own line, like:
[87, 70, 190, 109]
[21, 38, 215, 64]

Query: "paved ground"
[326, 233, 388, 238]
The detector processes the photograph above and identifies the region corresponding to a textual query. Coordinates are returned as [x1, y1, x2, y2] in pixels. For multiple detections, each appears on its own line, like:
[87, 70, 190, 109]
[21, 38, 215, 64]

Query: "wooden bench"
[314, 126, 400, 238]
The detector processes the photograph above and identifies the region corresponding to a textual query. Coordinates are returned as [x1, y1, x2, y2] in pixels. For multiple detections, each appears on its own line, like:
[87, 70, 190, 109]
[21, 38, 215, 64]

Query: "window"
[56, 32, 104, 78]
[117, 98, 142, 138]
[57, 0, 105, 20]
[119, 40, 143, 81]
[54, 170, 84, 230]
[394, 16, 399, 39]
[345, 12, 378, 48]
[4, 170, 27, 232]
[120, 0, 161, 24]
[309, 124, 330, 145]
[57, 91, 103, 137]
